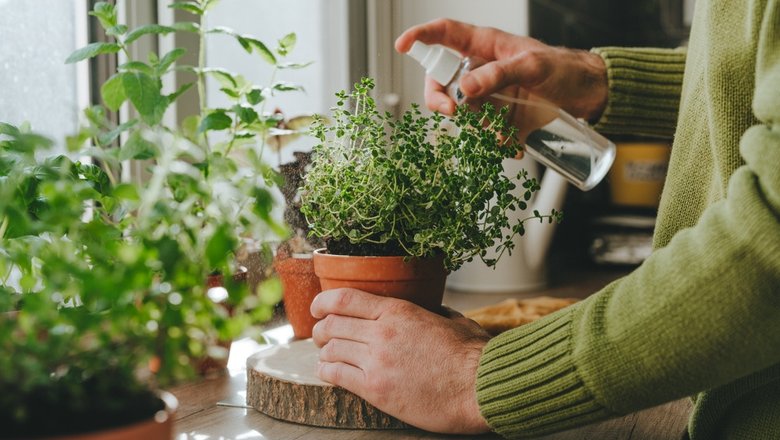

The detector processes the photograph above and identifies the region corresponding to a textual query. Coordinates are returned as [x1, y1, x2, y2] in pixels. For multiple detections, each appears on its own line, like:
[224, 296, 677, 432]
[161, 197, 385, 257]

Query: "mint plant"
[0, 0, 309, 436]
[301, 78, 563, 271]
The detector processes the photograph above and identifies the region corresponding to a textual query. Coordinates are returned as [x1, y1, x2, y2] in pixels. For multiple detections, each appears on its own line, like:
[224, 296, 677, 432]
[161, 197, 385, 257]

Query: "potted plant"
[275, 147, 324, 339]
[0, 0, 308, 438]
[301, 78, 562, 310]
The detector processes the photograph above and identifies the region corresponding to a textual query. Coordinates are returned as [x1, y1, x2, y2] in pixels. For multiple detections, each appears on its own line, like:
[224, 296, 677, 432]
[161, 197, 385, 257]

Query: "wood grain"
[173, 268, 695, 439]
[245, 339, 408, 429]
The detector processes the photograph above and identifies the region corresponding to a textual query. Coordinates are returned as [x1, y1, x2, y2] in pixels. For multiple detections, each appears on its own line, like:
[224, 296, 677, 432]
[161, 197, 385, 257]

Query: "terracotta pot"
[274, 254, 322, 339]
[27, 391, 177, 440]
[312, 248, 447, 311]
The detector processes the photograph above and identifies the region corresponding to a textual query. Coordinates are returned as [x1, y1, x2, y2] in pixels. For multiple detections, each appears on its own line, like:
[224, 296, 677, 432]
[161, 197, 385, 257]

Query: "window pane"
[0, 0, 83, 152]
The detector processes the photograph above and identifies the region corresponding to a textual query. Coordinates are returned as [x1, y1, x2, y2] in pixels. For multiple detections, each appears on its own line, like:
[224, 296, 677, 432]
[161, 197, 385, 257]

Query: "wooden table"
[172, 267, 693, 440]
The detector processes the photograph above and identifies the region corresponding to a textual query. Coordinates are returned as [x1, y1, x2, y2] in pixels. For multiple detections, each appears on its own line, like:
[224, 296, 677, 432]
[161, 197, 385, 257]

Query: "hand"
[310, 288, 492, 434]
[395, 18, 608, 122]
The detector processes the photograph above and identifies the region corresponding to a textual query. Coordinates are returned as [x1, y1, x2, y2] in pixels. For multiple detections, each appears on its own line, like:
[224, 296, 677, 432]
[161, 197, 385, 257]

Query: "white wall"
[392, 0, 529, 114]
[205, 0, 351, 165]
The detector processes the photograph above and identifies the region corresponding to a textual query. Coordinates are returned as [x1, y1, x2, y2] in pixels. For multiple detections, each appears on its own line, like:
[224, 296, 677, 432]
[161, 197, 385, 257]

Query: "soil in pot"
[274, 254, 322, 339]
[312, 248, 447, 312]
[2, 374, 176, 440]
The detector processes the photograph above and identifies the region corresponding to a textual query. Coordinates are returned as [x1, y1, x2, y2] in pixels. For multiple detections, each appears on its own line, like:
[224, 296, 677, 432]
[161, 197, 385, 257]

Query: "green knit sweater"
[475, 1, 780, 439]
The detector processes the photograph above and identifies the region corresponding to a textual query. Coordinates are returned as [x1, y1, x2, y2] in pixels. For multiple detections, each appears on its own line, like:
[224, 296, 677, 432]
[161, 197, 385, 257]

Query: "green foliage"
[64, 42, 121, 64]
[0, 0, 311, 435]
[301, 78, 563, 271]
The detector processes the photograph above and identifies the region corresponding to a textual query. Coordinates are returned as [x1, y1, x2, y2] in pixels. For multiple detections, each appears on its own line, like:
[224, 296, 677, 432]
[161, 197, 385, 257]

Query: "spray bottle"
[407, 41, 615, 191]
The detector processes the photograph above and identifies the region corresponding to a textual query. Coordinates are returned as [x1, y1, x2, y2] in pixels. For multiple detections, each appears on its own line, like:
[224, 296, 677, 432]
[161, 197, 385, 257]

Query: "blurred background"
[0, 0, 696, 290]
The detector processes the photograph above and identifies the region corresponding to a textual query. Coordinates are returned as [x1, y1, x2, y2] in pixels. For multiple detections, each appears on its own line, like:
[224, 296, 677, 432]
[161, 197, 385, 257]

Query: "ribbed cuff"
[476, 307, 613, 438]
[591, 47, 686, 139]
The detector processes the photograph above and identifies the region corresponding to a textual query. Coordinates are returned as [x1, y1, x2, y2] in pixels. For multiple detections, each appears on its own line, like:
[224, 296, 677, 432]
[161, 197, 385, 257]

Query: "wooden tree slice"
[246, 339, 409, 429]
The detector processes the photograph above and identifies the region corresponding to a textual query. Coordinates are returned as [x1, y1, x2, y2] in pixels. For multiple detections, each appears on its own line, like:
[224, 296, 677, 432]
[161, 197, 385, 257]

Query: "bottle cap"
[407, 41, 462, 86]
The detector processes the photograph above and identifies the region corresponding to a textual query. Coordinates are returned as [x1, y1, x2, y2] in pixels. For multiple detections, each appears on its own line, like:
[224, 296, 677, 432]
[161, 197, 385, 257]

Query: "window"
[0, 0, 90, 153]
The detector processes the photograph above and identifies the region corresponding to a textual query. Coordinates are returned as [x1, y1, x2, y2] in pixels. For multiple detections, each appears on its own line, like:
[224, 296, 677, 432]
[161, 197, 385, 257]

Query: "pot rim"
[312, 247, 442, 262]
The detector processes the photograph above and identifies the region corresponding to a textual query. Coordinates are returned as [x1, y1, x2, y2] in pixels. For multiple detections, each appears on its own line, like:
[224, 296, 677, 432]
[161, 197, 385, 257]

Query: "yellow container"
[608, 142, 672, 208]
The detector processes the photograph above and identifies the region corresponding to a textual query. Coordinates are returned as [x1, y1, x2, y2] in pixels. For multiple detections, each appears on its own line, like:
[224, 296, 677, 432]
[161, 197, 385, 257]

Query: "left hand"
[310, 288, 492, 434]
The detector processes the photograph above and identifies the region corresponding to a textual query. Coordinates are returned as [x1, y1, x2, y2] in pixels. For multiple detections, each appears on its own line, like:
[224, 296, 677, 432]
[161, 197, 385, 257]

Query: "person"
[310, 1, 780, 438]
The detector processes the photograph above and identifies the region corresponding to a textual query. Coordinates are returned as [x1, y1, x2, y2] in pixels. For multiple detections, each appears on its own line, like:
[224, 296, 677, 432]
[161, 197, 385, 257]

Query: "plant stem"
[197, 14, 210, 152]
[138, 131, 173, 222]
[0, 216, 8, 239]
[256, 66, 278, 162]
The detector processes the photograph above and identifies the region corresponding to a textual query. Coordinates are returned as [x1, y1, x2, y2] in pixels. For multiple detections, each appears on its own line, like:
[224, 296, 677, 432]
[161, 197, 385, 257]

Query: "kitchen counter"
[172, 267, 693, 440]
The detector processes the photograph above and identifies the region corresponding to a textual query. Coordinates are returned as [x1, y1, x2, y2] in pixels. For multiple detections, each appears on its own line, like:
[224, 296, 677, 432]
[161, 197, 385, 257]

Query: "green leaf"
[118, 61, 155, 76]
[235, 36, 252, 53]
[205, 225, 236, 269]
[181, 115, 200, 141]
[233, 104, 258, 125]
[157, 48, 186, 74]
[277, 33, 296, 56]
[120, 131, 158, 161]
[101, 73, 127, 111]
[256, 277, 282, 306]
[277, 61, 313, 70]
[204, 68, 238, 88]
[220, 88, 240, 99]
[89, 2, 117, 29]
[125, 24, 176, 45]
[202, 0, 222, 12]
[168, 1, 203, 15]
[246, 88, 264, 105]
[0, 122, 20, 137]
[112, 183, 139, 201]
[106, 24, 128, 37]
[245, 38, 276, 65]
[272, 81, 303, 92]
[97, 119, 138, 146]
[206, 26, 237, 36]
[198, 111, 232, 133]
[65, 42, 121, 64]
[66, 129, 91, 152]
[167, 82, 194, 102]
[122, 72, 162, 119]
[279, 33, 296, 50]
[171, 22, 200, 33]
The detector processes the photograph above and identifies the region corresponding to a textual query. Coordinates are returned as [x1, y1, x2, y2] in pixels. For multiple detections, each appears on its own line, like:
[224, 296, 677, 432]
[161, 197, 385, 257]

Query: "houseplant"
[301, 78, 562, 310]
[0, 0, 308, 437]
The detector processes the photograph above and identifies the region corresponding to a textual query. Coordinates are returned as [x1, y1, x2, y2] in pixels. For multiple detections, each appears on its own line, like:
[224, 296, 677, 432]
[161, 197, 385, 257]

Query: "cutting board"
[246, 339, 408, 429]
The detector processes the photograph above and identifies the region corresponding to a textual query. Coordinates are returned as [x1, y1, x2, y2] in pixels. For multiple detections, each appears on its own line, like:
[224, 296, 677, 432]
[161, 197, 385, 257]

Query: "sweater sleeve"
[476, 33, 780, 440]
[590, 47, 687, 139]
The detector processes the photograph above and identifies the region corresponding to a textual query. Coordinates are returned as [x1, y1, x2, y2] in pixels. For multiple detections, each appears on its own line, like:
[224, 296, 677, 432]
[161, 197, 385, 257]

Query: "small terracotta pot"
[32, 391, 177, 440]
[312, 248, 447, 311]
[274, 254, 322, 339]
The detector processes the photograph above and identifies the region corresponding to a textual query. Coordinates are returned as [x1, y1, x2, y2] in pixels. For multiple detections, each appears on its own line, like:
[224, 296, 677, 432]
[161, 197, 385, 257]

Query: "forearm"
[591, 47, 687, 139]
[477, 91, 780, 438]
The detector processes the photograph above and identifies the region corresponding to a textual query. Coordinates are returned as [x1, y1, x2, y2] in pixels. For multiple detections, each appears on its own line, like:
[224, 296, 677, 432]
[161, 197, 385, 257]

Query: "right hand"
[395, 18, 608, 123]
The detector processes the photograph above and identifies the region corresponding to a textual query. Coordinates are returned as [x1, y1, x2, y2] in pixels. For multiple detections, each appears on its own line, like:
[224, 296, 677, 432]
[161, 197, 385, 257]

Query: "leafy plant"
[301, 78, 562, 271]
[0, 0, 309, 436]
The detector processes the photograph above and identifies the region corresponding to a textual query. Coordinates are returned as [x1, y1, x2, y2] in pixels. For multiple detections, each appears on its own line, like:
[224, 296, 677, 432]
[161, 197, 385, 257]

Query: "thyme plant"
[301, 78, 562, 271]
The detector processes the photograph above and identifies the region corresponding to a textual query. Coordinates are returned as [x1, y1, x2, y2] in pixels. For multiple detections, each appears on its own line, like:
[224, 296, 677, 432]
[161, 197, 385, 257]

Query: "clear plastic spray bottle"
[407, 41, 616, 191]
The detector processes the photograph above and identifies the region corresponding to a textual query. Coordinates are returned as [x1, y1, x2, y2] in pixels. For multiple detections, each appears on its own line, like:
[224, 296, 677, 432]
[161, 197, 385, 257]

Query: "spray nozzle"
[408, 41, 463, 87]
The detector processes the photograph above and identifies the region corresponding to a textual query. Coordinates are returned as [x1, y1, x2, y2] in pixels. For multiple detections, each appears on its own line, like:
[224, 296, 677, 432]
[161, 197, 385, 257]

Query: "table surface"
[172, 267, 693, 440]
